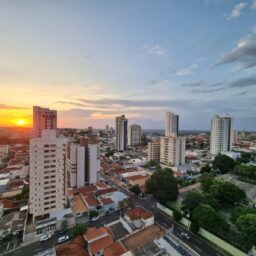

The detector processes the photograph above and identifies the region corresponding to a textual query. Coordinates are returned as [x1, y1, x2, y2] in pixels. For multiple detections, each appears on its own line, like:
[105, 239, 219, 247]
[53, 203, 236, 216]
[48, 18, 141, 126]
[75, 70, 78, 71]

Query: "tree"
[190, 221, 200, 233]
[173, 210, 182, 222]
[199, 172, 215, 192]
[183, 190, 204, 212]
[236, 214, 256, 251]
[231, 206, 256, 223]
[201, 164, 212, 173]
[212, 154, 235, 173]
[193, 204, 223, 231]
[72, 224, 87, 237]
[89, 210, 99, 219]
[145, 169, 178, 204]
[129, 184, 141, 195]
[210, 179, 246, 205]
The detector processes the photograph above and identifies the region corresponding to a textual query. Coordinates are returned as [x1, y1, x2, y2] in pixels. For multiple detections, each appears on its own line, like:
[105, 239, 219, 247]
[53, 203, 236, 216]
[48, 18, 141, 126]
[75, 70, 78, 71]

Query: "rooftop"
[104, 242, 127, 256]
[126, 207, 153, 220]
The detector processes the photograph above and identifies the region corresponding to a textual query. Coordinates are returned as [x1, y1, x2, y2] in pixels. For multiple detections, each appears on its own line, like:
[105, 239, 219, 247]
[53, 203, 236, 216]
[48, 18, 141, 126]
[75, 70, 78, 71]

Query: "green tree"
[201, 164, 212, 173]
[183, 190, 204, 212]
[72, 224, 87, 237]
[231, 206, 256, 223]
[211, 180, 246, 205]
[129, 184, 141, 195]
[193, 204, 223, 231]
[173, 210, 182, 222]
[199, 172, 215, 192]
[89, 210, 99, 219]
[212, 154, 235, 173]
[145, 168, 178, 204]
[236, 214, 256, 251]
[190, 221, 200, 233]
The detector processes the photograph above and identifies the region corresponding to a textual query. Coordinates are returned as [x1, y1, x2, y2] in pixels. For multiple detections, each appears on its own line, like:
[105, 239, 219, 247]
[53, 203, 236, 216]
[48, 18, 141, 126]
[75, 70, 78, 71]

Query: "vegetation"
[235, 214, 256, 251]
[236, 152, 255, 164]
[173, 210, 182, 222]
[89, 210, 99, 219]
[212, 154, 235, 173]
[210, 179, 246, 205]
[61, 220, 68, 231]
[233, 164, 256, 181]
[72, 224, 87, 237]
[145, 168, 178, 204]
[199, 172, 215, 192]
[190, 221, 199, 234]
[200, 164, 212, 173]
[230, 206, 256, 223]
[129, 184, 141, 195]
[11, 187, 29, 201]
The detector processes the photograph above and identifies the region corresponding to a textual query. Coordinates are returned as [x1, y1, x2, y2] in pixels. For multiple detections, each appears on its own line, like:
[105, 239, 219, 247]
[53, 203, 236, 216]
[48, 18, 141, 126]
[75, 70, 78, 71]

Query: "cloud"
[229, 75, 256, 87]
[227, 2, 247, 20]
[182, 81, 225, 88]
[216, 34, 256, 69]
[143, 45, 165, 56]
[173, 64, 198, 76]
[0, 104, 27, 110]
[252, 1, 256, 10]
[190, 88, 223, 93]
[252, 25, 256, 34]
[232, 91, 247, 96]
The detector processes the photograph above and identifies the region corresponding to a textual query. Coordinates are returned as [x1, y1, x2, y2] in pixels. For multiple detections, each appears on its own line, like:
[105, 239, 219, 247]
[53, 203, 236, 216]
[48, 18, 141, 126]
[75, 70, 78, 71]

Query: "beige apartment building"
[148, 139, 160, 162]
[29, 130, 67, 220]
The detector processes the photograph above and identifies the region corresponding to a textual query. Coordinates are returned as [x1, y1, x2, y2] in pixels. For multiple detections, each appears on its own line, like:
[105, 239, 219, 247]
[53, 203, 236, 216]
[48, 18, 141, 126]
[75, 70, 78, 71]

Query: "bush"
[129, 184, 141, 195]
[89, 210, 99, 219]
[190, 221, 199, 233]
[72, 224, 86, 237]
[173, 210, 182, 222]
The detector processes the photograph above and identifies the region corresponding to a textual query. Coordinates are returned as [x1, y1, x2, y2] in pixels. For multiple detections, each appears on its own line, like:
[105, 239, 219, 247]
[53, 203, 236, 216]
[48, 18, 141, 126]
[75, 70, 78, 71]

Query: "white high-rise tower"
[210, 115, 233, 155]
[165, 112, 179, 137]
[29, 130, 67, 220]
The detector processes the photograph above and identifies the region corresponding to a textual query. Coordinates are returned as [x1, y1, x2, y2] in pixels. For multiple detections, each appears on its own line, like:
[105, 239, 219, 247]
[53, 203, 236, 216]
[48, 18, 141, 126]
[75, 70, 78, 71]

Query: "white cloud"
[143, 45, 165, 56]
[174, 64, 198, 76]
[228, 2, 247, 20]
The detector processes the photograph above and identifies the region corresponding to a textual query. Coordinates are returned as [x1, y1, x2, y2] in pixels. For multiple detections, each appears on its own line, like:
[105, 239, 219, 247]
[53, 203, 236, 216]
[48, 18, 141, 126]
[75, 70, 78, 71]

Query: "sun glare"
[14, 118, 27, 126]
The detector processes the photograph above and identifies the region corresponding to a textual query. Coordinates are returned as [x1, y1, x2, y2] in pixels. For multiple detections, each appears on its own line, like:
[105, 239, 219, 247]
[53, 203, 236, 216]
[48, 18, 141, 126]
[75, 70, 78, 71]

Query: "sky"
[0, 0, 256, 130]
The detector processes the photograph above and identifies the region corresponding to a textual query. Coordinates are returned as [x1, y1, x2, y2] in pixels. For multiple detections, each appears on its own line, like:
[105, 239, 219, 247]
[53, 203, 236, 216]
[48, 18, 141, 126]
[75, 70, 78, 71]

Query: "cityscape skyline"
[0, 0, 256, 130]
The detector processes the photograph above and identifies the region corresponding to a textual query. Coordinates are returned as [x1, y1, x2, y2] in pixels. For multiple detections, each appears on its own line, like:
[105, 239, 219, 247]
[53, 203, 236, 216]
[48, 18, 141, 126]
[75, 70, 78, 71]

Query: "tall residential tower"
[33, 106, 57, 138]
[165, 112, 179, 137]
[115, 115, 128, 151]
[210, 115, 233, 155]
[128, 124, 141, 146]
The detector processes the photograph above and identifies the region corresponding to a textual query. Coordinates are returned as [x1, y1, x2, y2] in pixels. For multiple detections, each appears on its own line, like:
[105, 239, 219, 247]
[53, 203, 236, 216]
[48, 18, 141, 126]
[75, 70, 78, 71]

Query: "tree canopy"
[199, 172, 215, 192]
[145, 168, 178, 204]
[201, 164, 212, 173]
[212, 154, 235, 173]
[129, 184, 141, 195]
[236, 214, 256, 251]
[231, 206, 256, 223]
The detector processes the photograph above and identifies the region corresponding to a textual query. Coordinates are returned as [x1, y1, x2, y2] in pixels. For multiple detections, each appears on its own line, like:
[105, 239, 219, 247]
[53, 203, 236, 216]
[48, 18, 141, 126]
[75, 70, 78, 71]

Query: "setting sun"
[13, 118, 28, 127]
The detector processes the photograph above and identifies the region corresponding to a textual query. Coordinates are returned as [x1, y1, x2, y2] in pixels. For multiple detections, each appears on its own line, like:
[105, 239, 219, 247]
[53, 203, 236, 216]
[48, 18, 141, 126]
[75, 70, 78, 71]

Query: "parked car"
[105, 209, 113, 215]
[181, 232, 191, 240]
[57, 235, 69, 244]
[91, 216, 100, 221]
[55, 229, 65, 236]
[114, 207, 120, 213]
[40, 234, 51, 242]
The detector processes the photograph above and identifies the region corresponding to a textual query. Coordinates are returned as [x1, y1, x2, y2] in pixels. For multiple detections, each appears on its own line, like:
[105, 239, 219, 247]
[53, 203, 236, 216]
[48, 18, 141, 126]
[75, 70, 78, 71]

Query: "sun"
[13, 118, 28, 127]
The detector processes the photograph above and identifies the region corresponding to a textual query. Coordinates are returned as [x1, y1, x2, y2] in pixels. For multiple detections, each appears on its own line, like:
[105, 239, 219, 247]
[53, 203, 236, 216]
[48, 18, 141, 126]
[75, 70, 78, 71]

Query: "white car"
[58, 235, 69, 244]
[181, 232, 191, 240]
[40, 234, 51, 241]
[91, 216, 100, 221]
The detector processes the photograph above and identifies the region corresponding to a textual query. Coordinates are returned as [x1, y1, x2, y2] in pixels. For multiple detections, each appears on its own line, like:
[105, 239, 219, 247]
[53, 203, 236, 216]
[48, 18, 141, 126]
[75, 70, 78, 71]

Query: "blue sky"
[0, 0, 256, 130]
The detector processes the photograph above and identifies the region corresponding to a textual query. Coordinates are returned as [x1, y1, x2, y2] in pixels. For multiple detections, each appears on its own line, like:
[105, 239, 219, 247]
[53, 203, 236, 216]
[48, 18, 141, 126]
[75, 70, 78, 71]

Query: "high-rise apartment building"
[67, 137, 100, 188]
[160, 136, 186, 166]
[29, 130, 67, 220]
[115, 115, 128, 151]
[128, 124, 141, 146]
[165, 112, 179, 137]
[33, 106, 57, 138]
[210, 115, 233, 155]
[148, 139, 160, 162]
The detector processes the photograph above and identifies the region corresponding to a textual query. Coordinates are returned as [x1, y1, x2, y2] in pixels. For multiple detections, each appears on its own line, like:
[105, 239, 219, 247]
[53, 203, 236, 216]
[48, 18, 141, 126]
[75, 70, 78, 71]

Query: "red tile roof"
[104, 242, 127, 256]
[0, 199, 19, 209]
[83, 192, 99, 207]
[101, 198, 113, 205]
[85, 227, 109, 241]
[95, 188, 117, 196]
[126, 207, 153, 220]
[89, 236, 114, 255]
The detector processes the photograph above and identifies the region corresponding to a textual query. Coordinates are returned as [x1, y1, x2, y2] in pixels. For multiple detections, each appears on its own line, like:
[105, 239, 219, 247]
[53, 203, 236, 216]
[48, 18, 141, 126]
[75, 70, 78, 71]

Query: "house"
[84, 227, 127, 256]
[120, 207, 154, 233]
